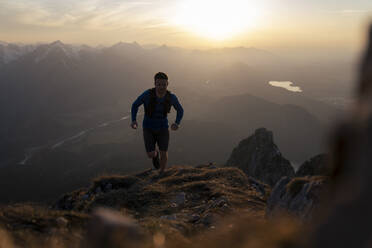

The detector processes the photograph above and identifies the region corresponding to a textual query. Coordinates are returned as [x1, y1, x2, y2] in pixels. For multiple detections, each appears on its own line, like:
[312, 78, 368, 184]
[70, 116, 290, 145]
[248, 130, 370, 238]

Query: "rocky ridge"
[224, 128, 331, 220]
[53, 164, 269, 234]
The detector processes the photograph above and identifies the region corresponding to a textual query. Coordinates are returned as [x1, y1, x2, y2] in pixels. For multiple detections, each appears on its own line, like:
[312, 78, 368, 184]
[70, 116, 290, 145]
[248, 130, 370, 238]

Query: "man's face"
[155, 79, 168, 93]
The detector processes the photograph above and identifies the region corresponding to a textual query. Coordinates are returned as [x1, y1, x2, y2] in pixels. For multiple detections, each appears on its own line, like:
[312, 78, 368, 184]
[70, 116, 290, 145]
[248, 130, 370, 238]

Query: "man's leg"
[147, 150, 157, 159]
[159, 150, 168, 172]
[157, 128, 170, 173]
[143, 128, 159, 169]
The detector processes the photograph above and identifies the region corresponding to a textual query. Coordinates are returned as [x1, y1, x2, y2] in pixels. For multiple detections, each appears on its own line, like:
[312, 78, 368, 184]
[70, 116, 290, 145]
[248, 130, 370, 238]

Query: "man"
[130, 72, 184, 174]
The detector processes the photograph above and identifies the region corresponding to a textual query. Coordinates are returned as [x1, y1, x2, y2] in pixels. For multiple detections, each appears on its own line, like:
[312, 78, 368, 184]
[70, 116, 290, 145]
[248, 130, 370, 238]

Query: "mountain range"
[0, 40, 352, 202]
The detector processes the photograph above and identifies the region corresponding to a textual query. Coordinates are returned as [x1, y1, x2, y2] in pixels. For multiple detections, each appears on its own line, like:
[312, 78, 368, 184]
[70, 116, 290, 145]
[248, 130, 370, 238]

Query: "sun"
[171, 0, 264, 40]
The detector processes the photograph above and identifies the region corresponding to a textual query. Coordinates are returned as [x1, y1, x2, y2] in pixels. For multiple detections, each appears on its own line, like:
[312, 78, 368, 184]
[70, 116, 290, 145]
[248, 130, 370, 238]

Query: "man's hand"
[130, 121, 138, 129]
[171, 123, 179, 131]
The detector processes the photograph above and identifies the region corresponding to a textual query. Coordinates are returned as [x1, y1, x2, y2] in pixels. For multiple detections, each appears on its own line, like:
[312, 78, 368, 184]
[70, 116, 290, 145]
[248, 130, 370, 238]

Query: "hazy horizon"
[0, 0, 371, 51]
[0, 39, 362, 65]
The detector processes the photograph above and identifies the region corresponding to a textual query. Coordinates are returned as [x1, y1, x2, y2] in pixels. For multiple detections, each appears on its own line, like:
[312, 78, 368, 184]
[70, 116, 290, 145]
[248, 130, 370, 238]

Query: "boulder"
[266, 176, 329, 220]
[171, 192, 186, 206]
[56, 217, 68, 228]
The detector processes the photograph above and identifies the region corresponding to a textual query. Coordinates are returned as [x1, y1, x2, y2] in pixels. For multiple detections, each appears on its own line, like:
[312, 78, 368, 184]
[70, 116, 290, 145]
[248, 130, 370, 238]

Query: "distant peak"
[111, 41, 142, 49]
[113, 41, 124, 46]
[34, 40, 80, 63]
[50, 40, 64, 47]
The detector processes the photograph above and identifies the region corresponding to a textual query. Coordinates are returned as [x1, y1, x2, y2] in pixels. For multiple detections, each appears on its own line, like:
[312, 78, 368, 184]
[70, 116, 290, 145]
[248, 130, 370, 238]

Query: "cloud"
[0, 0, 173, 30]
[324, 9, 371, 15]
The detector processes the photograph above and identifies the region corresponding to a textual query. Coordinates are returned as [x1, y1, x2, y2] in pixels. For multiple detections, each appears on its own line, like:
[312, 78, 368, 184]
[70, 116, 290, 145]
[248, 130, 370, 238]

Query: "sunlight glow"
[172, 0, 264, 40]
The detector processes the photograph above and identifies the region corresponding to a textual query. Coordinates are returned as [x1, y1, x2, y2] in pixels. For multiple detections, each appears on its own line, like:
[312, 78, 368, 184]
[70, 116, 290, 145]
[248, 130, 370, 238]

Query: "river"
[18, 113, 137, 165]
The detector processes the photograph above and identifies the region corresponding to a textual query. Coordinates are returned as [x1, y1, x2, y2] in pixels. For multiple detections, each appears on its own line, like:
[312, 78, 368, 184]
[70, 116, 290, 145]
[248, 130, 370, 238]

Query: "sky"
[0, 0, 371, 50]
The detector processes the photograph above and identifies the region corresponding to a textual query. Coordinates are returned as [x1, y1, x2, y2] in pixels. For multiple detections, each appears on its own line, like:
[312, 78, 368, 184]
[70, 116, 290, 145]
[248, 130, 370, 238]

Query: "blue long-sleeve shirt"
[131, 89, 184, 129]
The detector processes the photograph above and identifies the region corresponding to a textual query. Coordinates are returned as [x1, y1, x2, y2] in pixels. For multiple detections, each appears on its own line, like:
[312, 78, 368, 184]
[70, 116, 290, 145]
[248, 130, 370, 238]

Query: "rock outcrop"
[266, 176, 329, 220]
[226, 128, 295, 186]
[295, 154, 330, 177]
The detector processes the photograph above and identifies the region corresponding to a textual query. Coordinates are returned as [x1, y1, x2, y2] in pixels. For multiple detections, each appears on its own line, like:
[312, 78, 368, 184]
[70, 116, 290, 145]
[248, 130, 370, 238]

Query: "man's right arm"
[131, 90, 148, 123]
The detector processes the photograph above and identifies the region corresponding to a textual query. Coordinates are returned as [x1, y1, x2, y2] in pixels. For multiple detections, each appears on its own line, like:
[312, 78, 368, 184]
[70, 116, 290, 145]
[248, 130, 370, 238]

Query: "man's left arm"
[171, 94, 184, 126]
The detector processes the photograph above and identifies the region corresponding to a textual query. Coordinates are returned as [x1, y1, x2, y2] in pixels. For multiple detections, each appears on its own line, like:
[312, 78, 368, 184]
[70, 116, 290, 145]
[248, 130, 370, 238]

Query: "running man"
[130, 72, 184, 174]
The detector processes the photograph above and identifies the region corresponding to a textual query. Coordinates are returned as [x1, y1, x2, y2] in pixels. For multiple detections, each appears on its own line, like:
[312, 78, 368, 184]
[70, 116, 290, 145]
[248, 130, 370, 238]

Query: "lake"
[269, 81, 302, 92]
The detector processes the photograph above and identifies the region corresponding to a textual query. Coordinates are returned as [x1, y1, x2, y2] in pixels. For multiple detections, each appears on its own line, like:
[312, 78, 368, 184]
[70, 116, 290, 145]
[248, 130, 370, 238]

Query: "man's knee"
[159, 150, 168, 159]
[147, 151, 156, 158]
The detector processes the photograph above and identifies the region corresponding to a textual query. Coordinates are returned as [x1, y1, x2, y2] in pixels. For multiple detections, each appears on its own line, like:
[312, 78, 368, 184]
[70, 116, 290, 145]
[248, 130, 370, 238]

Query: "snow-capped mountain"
[0, 43, 36, 65]
[32, 40, 82, 64]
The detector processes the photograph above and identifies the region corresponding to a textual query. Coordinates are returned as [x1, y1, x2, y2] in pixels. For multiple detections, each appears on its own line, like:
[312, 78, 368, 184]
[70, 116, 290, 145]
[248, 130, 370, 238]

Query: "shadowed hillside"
[0, 40, 345, 170]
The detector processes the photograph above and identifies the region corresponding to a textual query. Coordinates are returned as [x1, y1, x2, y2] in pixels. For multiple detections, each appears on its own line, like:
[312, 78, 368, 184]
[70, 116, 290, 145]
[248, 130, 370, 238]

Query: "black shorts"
[143, 128, 169, 152]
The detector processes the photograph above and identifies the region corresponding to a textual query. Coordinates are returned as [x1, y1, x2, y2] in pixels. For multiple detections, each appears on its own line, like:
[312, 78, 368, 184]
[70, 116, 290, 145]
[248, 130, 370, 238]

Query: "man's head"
[154, 72, 169, 94]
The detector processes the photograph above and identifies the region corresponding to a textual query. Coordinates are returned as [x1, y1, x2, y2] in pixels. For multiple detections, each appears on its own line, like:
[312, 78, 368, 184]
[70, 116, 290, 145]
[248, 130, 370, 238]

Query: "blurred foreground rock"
[307, 24, 372, 248]
[84, 208, 148, 248]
